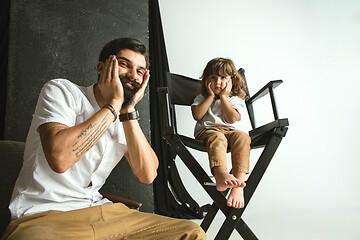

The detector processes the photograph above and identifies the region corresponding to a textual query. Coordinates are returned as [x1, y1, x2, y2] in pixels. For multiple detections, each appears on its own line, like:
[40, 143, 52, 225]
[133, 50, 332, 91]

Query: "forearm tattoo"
[73, 113, 110, 158]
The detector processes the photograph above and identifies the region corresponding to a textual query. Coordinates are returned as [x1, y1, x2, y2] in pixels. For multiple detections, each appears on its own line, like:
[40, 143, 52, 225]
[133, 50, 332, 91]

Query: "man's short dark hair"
[99, 38, 149, 68]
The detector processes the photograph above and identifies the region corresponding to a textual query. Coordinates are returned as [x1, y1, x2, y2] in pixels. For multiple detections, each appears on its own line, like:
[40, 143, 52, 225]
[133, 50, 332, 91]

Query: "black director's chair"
[157, 69, 289, 240]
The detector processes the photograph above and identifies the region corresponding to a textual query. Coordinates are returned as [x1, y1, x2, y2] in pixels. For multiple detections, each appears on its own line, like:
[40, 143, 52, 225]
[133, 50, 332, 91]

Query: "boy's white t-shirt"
[9, 79, 127, 220]
[192, 93, 247, 137]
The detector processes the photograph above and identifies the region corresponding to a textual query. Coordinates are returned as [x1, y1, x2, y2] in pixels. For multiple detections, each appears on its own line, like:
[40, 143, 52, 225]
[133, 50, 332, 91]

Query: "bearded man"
[2, 38, 206, 240]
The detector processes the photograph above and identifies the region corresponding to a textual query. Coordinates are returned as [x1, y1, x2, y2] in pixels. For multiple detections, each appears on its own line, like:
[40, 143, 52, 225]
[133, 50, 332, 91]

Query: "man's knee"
[181, 220, 207, 240]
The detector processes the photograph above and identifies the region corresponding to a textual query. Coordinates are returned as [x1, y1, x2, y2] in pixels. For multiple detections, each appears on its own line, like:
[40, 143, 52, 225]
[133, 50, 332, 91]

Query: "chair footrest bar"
[204, 182, 216, 186]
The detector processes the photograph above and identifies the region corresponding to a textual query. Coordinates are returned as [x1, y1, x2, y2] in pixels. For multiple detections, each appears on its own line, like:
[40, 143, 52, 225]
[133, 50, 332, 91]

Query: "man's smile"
[119, 75, 139, 90]
[125, 82, 134, 89]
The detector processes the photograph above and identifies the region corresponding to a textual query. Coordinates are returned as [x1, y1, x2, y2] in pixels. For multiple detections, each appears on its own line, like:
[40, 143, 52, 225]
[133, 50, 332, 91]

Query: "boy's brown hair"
[199, 57, 247, 99]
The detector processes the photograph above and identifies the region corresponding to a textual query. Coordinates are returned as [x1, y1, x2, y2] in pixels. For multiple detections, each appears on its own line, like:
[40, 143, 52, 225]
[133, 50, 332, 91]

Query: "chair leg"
[245, 127, 286, 204]
[164, 127, 287, 239]
[200, 203, 219, 231]
[236, 219, 259, 240]
[214, 208, 243, 240]
[166, 135, 229, 214]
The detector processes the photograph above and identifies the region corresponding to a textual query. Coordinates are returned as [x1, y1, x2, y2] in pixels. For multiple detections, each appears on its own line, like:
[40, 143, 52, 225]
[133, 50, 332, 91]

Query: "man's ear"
[96, 62, 104, 75]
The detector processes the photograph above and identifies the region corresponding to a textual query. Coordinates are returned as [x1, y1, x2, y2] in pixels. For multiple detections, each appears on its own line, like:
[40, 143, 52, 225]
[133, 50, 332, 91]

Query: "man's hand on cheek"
[98, 55, 124, 111]
[133, 70, 150, 105]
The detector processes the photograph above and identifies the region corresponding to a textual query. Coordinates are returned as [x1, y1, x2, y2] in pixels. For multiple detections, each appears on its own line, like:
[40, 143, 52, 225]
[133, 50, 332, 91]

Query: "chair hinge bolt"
[232, 215, 237, 220]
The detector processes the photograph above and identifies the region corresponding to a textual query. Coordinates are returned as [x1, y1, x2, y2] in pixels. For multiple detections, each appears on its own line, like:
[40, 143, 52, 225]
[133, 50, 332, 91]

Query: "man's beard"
[120, 75, 141, 108]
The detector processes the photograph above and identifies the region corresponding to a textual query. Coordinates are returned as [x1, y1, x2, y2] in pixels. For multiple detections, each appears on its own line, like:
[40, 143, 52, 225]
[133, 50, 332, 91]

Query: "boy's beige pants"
[1, 203, 206, 240]
[197, 126, 251, 174]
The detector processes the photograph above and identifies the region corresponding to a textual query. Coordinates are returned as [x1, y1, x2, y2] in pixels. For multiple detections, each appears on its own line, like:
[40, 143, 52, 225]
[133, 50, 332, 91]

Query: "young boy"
[191, 57, 251, 209]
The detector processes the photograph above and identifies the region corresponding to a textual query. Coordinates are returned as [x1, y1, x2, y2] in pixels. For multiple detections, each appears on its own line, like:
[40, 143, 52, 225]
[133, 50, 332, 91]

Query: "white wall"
[159, 0, 360, 239]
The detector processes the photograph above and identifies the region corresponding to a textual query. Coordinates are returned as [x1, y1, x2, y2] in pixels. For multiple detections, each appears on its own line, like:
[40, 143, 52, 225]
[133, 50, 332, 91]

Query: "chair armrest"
[246, 80, 283, 129]
[99, 191, 142, 210]
[246, 80, 282, 104]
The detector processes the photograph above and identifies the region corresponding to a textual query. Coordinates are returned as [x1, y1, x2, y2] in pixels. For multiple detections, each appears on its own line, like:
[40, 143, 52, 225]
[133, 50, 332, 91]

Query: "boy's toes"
[231, 200, 238, 209]
[227, 198, 245, 209]
[227, 199, 233, 207]
[225, 180, 234, 187]
[234, 200, 243, 209]
[226, 179, 241, 188]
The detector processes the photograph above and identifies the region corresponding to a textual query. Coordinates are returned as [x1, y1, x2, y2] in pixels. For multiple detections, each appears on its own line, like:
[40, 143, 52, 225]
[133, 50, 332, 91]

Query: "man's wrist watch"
[119, 110, 140, 122]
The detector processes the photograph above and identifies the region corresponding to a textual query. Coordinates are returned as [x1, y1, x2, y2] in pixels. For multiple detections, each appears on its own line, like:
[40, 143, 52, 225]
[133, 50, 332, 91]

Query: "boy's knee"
[244, 133, 251, 144]
[207, 133, 227, 147]
[234, 131, 251, 144]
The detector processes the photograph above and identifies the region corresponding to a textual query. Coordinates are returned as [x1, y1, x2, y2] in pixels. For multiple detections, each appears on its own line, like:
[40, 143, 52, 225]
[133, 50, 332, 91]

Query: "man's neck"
[93, 84, 105, 108]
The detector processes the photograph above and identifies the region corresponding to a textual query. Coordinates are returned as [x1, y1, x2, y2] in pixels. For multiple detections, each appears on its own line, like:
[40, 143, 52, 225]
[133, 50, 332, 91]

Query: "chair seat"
[180, 135, 231, 152]
[179, 118, 289, 152]
[179, 135, 206, 151]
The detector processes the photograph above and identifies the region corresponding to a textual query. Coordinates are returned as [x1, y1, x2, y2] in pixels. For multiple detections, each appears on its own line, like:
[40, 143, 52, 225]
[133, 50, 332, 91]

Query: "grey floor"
[191, 205, 360, 240]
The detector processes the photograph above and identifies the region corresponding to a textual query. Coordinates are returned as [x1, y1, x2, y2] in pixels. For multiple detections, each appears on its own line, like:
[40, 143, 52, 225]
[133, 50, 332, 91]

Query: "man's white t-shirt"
[9, 79, 127, 220]
[192, 94, 247, 137]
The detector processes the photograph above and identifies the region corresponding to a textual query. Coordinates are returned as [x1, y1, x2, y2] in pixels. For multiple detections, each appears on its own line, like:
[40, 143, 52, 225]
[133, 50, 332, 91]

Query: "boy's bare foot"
[212, 166, 245, 192]
[212, 168, 247, 208]
[227, 187, 245, 208]
[227, 171, 247, 208]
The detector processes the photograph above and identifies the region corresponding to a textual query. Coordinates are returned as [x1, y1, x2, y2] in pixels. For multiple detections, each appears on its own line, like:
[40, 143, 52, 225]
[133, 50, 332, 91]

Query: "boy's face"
[207, 74, 231, 95]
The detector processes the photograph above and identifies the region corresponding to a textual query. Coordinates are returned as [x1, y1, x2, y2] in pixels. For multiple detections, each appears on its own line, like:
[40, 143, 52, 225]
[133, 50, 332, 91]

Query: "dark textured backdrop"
[4, 0, 153, 212]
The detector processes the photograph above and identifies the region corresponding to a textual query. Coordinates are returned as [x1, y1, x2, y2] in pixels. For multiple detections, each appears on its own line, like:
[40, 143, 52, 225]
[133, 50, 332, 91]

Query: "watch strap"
[119, 110, 139, 122]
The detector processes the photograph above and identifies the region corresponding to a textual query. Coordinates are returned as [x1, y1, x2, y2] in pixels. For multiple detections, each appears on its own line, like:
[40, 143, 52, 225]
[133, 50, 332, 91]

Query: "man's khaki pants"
[2, 203, 206, 240]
